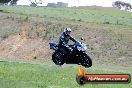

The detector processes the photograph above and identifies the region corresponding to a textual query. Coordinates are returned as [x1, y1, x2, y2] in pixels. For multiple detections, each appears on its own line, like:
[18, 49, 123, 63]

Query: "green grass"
[0, 62, 131, 88]
[0, 6, 132, 26]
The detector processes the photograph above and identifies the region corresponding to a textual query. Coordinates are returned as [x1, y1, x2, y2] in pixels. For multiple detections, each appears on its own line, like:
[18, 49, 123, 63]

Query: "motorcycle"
[49, 38, 92, 68]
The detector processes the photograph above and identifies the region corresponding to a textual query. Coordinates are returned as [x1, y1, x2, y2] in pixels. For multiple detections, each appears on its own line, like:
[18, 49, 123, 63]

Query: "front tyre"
[81, 54, 92, 68]
[52, 52, 65, 65]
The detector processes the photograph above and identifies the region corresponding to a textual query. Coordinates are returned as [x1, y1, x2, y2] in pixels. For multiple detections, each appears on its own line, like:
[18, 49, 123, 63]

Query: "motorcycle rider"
[58, 27, 76, 54]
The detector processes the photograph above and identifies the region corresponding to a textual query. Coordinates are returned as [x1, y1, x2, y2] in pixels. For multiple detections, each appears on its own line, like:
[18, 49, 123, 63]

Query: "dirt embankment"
[0, 24, 52, 60]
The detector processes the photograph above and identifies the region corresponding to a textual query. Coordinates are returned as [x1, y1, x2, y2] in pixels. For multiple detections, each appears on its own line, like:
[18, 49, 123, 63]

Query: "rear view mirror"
[81, 37, 83, 40]
[81, 37, 85, 41]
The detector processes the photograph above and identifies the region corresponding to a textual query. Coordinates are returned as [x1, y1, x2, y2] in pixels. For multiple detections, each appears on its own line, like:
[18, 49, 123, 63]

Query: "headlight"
[82, 43, 87, 50]
[77, 46, 85, 51]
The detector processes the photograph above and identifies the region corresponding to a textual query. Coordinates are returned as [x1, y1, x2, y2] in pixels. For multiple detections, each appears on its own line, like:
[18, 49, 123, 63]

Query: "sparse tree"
[124, 3, 132, 11]
[0, 0, 18, 5]
[112, 1, 132, 11]
[10, 0, 17, 5]
[0, 0, 11, 3]
[29, 0, 42, 7]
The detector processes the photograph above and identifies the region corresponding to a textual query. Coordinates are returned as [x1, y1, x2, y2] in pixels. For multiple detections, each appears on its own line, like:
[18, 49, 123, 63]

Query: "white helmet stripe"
[64, 27, 71, 32]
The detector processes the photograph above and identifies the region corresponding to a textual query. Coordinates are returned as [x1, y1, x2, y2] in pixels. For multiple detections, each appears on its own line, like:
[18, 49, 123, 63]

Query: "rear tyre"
[81, 54, 92, 68]
[52, 51, 65, 65]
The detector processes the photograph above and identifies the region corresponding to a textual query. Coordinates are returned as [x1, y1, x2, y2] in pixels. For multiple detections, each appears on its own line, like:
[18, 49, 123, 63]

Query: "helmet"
[64, 27, 71, 33]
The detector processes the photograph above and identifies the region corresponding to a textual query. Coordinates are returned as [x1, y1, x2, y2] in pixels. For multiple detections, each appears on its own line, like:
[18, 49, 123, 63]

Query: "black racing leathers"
[59, 32, 76, 51]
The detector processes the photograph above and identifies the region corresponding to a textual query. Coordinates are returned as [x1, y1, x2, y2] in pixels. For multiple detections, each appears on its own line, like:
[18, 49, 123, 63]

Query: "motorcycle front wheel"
[81, 54, 92, 68]
[52, 51, 65, 65]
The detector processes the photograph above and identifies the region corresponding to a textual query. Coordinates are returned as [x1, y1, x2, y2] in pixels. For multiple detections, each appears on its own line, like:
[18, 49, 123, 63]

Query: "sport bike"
[49, 39, 92, 68]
